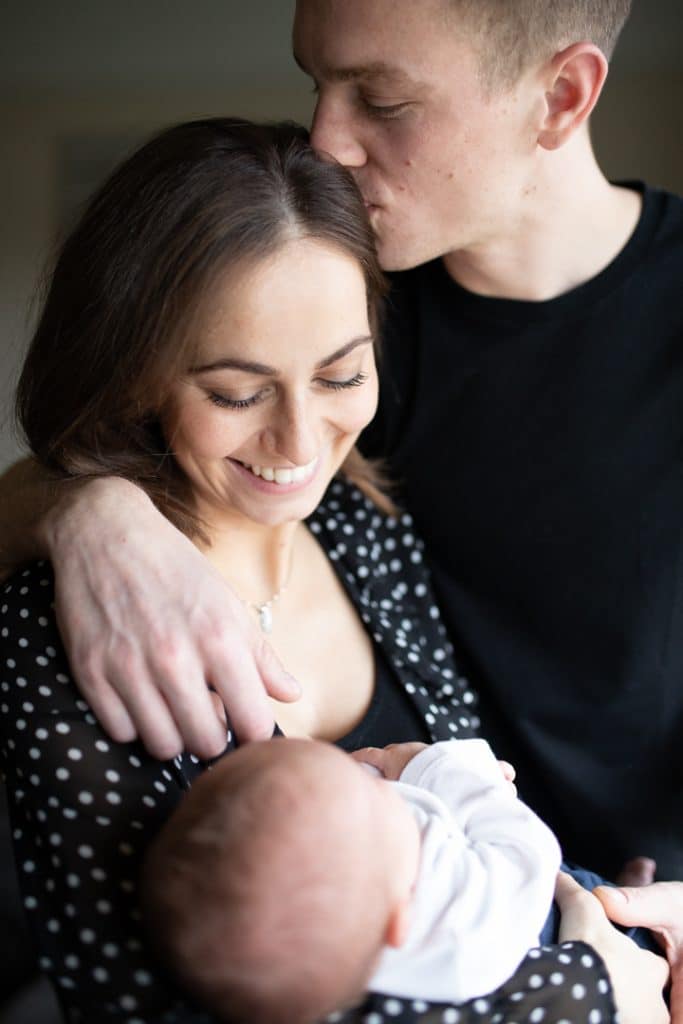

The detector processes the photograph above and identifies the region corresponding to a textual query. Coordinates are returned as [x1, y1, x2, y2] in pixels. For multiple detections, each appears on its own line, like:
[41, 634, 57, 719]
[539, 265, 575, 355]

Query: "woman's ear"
[538, 43, 609, 151]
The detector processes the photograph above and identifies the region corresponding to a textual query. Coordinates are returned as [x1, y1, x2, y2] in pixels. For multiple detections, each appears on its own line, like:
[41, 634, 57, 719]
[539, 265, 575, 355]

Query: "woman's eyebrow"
[190, 336, 373, 376]
[189, 357, 275, 375]
[315, 335, 374, 369]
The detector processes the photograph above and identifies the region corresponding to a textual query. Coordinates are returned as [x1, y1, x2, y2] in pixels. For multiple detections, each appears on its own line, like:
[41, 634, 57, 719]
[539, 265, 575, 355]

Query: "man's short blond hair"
[445, 0, 633, 90]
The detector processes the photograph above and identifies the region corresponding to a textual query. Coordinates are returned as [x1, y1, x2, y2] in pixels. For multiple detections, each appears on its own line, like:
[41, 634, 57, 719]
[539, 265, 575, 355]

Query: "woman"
[0, 119, 664, 1023]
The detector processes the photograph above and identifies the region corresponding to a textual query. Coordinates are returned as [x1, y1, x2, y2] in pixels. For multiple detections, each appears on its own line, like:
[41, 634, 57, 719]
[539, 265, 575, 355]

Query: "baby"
[141, 737, 564, 1023]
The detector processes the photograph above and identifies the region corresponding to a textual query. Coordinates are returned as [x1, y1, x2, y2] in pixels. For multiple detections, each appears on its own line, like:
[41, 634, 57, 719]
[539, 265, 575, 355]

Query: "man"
[2, 0, 682, 1004]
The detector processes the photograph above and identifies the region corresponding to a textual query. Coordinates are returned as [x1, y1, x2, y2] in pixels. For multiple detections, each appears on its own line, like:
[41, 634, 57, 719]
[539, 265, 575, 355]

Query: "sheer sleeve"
[334, 943, 617, 1024]
[0, 563, 220, 1023]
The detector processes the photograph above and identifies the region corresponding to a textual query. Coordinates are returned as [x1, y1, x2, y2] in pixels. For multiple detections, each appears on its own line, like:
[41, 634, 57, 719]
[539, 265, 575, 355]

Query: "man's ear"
[538, 42, 609, 151]
[384, 900, 412, 949]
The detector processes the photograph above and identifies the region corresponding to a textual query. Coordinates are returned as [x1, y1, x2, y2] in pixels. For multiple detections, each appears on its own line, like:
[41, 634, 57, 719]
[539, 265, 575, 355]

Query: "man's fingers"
[255, 638, 301, 704]
[75, 674, 138, 744]
[209, 648, 277, 743]
[615, 857, 657, 887]
[154, 665, 229, 760]
[103, 669, 186, 760]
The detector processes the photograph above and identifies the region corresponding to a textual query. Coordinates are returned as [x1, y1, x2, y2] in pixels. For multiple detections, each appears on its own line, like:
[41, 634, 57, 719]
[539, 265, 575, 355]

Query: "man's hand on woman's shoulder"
[43, 475, 300, 758]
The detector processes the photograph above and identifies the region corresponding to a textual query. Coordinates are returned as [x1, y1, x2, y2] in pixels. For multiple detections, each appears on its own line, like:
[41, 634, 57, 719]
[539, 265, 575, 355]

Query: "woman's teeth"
[243, 457, 317, 485]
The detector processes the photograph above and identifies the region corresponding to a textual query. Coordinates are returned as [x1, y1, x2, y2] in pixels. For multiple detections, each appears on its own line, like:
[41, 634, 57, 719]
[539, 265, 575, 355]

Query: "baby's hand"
[498, 759, 518, 796]
[350, 742, 429, 780]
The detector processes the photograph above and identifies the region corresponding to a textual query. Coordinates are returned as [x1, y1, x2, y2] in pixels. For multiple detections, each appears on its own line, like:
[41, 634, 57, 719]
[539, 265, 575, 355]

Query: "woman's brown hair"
[16, 118, 392, 538]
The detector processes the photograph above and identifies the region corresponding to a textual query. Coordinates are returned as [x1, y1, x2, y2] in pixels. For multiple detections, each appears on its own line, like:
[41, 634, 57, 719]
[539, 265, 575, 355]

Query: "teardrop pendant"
[257, 603, 273, 634]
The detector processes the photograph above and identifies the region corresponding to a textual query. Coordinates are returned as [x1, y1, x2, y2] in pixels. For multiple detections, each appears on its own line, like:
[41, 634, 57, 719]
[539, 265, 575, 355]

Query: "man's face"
[293, 0, 540, 270]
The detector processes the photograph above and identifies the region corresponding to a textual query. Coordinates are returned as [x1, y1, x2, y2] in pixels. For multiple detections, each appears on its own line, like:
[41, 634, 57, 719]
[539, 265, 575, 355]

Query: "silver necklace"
[246, 582, 288, 635]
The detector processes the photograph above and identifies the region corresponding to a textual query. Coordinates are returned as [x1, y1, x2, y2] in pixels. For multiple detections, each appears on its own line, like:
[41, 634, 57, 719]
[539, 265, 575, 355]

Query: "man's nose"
[310, 95, 367, 169]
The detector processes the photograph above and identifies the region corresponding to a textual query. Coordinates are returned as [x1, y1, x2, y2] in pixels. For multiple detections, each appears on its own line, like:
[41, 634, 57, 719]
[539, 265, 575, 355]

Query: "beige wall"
[594, 71, 683, 192]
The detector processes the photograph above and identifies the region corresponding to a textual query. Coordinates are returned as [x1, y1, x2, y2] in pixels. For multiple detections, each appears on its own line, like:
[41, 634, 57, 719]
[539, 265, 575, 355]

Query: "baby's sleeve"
[371, 739, 562, 1003]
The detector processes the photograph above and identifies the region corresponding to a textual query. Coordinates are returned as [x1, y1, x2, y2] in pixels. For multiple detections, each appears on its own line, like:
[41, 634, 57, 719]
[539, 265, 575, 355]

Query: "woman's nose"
[262, 399, 320, 467]
[310, 94, 367, 169]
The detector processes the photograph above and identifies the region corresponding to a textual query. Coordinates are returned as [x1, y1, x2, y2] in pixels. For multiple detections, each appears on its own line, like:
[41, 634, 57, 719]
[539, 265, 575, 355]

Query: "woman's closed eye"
[206, 372, 368, 411]
[206, 389, 269, 411]
[318, 371, 368, 391]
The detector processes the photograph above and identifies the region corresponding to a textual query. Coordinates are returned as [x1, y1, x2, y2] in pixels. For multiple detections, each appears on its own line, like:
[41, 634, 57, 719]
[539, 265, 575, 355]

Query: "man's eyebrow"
[294, 53, 419, 89]
[190, 336, 373, 376]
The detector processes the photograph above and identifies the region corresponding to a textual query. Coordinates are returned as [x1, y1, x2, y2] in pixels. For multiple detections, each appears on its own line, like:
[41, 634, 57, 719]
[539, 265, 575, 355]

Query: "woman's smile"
[162, 236, 379, 530]
[228, 453, 321, 494]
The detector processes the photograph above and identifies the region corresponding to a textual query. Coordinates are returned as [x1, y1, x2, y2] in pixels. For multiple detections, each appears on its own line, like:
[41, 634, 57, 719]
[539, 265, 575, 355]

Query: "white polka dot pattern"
[0, 480, 618, 1023]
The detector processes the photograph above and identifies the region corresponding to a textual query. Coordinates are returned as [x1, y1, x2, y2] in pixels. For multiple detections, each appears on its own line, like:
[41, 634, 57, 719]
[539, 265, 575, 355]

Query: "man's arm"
[0, 459, 299, 757]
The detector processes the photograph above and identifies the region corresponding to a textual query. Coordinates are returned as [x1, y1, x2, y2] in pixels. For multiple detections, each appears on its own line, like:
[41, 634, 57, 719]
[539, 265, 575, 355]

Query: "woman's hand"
[556, 872, 670, 1024]
[43, 476, 300, 759]
[596, 881, 683, 1022]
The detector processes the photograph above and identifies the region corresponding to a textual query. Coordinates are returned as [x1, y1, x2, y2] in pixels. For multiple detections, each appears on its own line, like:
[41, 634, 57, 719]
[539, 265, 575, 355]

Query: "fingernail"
[286, 672, 301, 692]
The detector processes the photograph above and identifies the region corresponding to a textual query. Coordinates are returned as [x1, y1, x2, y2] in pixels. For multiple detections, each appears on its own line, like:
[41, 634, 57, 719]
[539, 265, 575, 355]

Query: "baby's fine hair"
[142, 739, 391, 1024]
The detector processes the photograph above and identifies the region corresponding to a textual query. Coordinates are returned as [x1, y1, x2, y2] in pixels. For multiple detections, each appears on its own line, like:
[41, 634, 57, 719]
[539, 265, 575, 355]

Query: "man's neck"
[442, 135, 643, 302]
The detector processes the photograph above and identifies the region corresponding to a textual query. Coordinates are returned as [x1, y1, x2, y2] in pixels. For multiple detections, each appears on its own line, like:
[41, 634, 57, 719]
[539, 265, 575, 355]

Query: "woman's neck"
[197, 512, 302, 612]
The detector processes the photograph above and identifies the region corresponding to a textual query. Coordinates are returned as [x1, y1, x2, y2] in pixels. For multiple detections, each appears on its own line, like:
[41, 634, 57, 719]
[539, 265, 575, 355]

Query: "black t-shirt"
[363, 183, 683, 881]
[335, 644, 431, 751]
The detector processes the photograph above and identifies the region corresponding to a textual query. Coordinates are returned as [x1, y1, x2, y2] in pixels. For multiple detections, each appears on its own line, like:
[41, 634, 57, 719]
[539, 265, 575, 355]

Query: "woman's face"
[162, 237, 379, 529]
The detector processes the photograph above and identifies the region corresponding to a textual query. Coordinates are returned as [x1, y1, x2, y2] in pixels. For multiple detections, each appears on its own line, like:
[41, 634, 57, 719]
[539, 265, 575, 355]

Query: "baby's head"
[142, 738, 419, 1024]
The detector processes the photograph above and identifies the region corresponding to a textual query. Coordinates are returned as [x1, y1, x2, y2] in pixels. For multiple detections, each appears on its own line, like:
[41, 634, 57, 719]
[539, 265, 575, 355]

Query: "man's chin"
[377, 247, 428, 273]
[377, 233, 451, 273]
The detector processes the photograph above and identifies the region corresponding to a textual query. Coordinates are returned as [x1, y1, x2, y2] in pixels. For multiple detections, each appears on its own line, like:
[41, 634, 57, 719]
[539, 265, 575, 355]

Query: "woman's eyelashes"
[206, 372, 369, 411]
[319, 371, 368, 391]
[207, 391, 263, 410]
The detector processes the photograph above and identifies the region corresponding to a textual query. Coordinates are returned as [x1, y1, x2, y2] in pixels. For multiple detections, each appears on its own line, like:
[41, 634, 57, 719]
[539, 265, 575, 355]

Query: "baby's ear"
[384, 900, 411, 948]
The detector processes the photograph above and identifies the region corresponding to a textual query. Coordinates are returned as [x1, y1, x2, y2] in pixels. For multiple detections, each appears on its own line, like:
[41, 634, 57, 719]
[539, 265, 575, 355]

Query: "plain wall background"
[1, 0, 682, 472]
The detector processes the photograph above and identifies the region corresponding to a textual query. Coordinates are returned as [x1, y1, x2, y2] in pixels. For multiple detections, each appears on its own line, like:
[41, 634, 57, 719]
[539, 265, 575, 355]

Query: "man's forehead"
[292, 0, 473, 87]
[293, 50, 423, 90]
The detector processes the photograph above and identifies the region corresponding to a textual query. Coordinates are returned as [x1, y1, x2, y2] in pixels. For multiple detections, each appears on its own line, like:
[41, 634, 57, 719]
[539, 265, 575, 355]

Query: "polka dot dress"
[0, 480, 617, 1022]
